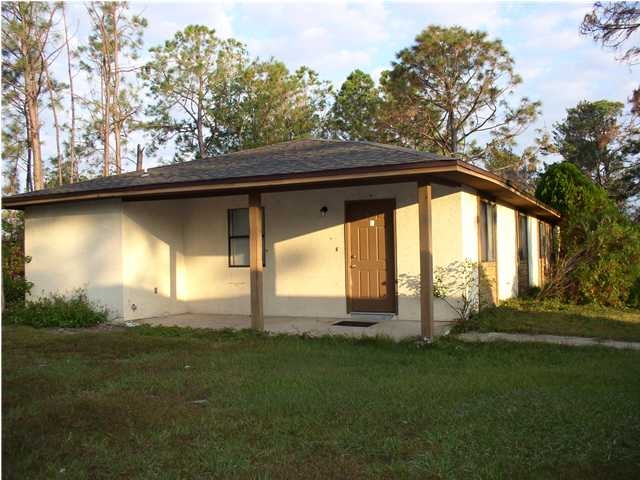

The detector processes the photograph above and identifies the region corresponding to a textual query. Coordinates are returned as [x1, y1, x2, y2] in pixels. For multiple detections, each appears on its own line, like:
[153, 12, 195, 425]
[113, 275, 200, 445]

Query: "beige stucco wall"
[23, 181, 533, 324]
[182, 183, 431, 320]
[24, 199, 124, 318]
[496, 204, 518, 300]
[182, 195, 251, 316]
[122, 201, 188, 320]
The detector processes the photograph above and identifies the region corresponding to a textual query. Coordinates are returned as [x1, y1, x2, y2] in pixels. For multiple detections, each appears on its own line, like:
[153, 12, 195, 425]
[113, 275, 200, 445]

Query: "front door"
[345, 199, 396, 313]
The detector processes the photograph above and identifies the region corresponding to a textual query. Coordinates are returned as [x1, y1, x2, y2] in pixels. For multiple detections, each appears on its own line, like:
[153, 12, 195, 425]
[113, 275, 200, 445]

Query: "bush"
[628, 277, 640, 309]
[2, 275, 33, 306]
[4, 289, 108, 328]
[536, 162, 640, 306]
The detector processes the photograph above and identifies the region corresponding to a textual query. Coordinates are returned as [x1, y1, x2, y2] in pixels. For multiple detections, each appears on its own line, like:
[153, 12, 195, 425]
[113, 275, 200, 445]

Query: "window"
[518, 213, 528, 261]
[228, 208, 265, 267]
[539, 221, 550, 260]
[479, 200, 496, 262]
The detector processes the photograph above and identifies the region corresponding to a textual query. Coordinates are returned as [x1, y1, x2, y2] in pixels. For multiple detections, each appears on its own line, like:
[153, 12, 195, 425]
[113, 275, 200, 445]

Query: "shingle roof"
[2, 139, 560, 221]
[6, 139, 450, 200]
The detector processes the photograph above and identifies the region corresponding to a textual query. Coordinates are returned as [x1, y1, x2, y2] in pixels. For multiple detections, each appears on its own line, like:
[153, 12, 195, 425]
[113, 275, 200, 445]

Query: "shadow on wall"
[478, 264, 497, 308]
[47, 186, 461, 321]
[399, 259, 480, 322]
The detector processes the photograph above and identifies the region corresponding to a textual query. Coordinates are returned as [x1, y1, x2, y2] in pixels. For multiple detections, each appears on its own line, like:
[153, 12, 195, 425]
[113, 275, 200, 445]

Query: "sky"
[42, 1, 640, 171]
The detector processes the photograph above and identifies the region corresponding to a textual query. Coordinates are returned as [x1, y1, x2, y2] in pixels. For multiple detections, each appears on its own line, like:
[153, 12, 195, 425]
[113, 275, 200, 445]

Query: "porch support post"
[417, 179, 434, 339]
[249, 191, 264, 331]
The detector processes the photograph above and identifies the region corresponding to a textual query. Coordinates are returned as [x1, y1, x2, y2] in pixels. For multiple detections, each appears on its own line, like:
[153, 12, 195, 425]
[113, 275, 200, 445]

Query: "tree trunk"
[22, 38, 43, 190]
[136, 144, 144, 172]
[112, 3, 122, 174]
[25, 106, 33, 192]
[62, 6, 77, 183]
[26, 94, 43, 190]
[447, 107, 457, 155]
[99, 14, 111, 177]
[197, 97, 205, 159]
[102, 63, 111, 176]
[44, 63, 63, 186]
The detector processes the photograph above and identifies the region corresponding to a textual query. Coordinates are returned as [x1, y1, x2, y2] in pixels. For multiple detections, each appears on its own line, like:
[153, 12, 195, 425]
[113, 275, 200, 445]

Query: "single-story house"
[3, 139, 559, 338]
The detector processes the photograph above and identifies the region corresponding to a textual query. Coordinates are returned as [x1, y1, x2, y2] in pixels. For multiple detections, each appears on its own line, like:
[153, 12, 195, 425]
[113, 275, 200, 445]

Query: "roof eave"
[2, 159, 560, 221]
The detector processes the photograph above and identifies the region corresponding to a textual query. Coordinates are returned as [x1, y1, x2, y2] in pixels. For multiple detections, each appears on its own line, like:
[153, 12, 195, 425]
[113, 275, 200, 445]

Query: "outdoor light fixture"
[320, 206, 328, 216]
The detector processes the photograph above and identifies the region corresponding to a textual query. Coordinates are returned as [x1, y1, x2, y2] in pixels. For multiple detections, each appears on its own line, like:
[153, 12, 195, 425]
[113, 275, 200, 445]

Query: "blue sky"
[50, 1, 638, 170]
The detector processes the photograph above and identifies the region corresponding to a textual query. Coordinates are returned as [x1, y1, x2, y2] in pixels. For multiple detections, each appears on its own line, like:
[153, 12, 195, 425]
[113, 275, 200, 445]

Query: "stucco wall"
[23, 181, 530, 324]
[24, 199, 124, 318]
[122, 201, 188, 320]
[182, 183, 430, 320]
[182, 195, 251, 315]
[496, 204, 518, 300]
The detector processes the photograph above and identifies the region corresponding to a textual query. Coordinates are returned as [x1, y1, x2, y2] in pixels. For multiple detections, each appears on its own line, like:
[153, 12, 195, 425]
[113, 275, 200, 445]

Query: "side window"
[518, 213, 528, 261]
[228, 208, 265, 267]
[479, 200, 497, 262]
[539, 221, 550, 260]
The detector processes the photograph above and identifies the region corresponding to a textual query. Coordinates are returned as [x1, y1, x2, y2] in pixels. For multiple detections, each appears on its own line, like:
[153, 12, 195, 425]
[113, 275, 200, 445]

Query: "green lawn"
[459, 298, 640, 342]
[3, 325, 640, 479]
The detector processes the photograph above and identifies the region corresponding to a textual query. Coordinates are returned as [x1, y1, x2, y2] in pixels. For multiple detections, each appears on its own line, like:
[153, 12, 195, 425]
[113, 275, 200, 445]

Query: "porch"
[133, 313, 455, 340]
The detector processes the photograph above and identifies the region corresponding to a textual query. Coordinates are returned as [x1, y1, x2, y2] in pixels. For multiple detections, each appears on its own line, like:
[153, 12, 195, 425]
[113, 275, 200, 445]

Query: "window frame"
[479, 199, 497, 262]
[227, 207, 266, 268]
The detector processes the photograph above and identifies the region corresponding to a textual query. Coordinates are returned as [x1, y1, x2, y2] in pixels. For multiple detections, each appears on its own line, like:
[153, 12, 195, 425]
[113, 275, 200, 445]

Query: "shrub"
[536, 162, 640, 306]
[4, 289, 108, 328]
[628, 277, 640, 309]
[2, 275, 33, 306]
[433, 259, 479, 322]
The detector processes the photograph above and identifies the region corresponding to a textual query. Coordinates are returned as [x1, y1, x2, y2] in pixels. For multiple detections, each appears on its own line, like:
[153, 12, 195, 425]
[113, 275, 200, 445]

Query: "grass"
[3, 325, 640, 479]
[458, 298, 640, 342]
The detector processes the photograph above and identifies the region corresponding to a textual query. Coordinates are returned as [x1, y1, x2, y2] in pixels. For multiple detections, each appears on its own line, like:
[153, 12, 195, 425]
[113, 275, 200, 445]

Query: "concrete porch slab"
[128, 313, 454, 341]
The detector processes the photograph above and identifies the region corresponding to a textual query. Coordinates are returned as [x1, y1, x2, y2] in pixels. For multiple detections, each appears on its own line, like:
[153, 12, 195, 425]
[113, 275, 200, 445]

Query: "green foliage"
[552, 99, 639, 206]
[535, 162, 606, 215]
[3, 276, 32, 306]
[238, 62, 330, 149]
[2, 210, 31, 306]
[628, 276, 640, 308]
[386, 25, 540, 158]
[142, 25, 330, 161]
[329, 69, 381, 141]
[4, 289, 108, 328]
[536, 162, 640, 306]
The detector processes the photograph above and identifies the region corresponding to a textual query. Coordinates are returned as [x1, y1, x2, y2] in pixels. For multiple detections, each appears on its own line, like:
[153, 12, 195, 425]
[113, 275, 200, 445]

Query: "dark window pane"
[229, 208, 249, 237]
[228, 207, 266, 267]
[229, 237, 250, 266]
[519, 215, 528, 261]
[480, 202, 496, 262]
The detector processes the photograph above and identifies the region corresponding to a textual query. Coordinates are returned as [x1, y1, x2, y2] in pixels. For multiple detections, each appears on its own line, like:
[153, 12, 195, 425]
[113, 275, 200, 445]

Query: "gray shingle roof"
[7, 139, 451, 200]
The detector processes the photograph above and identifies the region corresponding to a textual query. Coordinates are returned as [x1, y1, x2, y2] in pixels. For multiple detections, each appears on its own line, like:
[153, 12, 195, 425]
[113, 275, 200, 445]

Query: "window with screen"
[479, 200, 496, 262]
[228, 208, 265, 267]
[518, 213, 528, 261]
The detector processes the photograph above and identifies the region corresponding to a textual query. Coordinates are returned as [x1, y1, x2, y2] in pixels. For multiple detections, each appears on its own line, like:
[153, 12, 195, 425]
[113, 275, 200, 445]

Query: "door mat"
[332, 320, 378, 328]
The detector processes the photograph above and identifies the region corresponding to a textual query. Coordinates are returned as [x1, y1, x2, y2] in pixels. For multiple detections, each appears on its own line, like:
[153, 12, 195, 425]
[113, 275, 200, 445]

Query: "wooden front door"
[345, 199, 396, 313]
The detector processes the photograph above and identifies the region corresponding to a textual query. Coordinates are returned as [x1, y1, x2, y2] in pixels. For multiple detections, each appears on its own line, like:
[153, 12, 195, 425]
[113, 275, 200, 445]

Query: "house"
[3, 140, 559, 338]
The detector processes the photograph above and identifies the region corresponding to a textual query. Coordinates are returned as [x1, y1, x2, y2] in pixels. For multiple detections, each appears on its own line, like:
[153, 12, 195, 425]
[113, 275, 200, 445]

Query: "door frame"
[344, 198, 398, 314]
